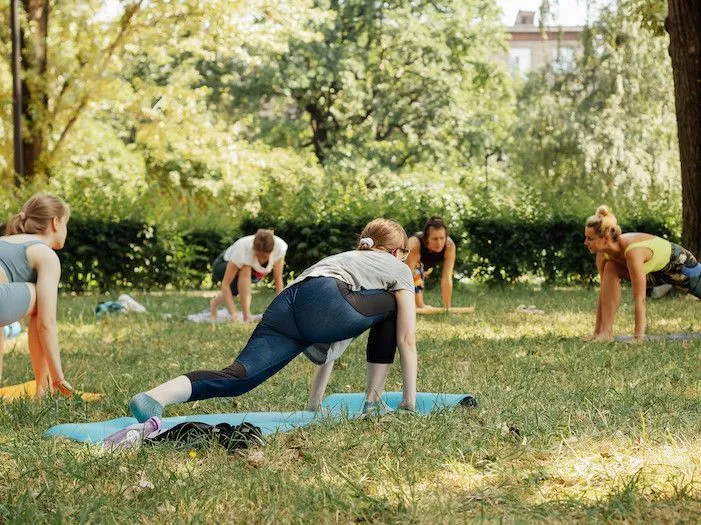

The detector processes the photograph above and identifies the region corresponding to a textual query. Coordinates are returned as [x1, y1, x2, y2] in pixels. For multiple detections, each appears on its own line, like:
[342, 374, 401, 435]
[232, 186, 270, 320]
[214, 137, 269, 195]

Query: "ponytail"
[4, 194, 69, 236]
[357, 218, 408, 251]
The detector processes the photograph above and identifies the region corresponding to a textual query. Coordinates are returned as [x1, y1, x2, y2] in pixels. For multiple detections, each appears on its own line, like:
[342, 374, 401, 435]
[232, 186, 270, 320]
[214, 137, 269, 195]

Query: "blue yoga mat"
[45, 392, 475, 444]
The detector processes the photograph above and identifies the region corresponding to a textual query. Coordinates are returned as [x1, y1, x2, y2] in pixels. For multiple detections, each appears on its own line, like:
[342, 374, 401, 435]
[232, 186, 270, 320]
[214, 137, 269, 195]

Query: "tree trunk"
[19, 0, 49, 180]
[667, 1, 701, 254]
[305, 103, 329, 163]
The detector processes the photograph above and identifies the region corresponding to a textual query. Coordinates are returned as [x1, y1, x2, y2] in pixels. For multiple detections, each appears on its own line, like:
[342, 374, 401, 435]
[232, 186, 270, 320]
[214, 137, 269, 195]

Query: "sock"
[129, 392, 164, 423]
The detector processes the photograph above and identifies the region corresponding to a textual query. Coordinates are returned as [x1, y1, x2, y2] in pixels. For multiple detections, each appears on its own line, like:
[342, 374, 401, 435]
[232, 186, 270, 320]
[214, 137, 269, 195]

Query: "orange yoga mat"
[416, 306, 475, 315]
[0, 380, 103, 402]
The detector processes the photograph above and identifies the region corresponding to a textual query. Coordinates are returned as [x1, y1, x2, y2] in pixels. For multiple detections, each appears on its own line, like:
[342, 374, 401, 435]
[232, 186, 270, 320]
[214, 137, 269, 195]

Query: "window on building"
[509, 48, 532, 76]
[554, 46, 576, 72]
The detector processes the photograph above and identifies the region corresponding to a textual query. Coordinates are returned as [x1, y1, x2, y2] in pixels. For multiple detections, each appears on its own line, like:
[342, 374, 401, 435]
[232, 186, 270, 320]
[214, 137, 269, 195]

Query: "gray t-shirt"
[293, 249, 414, 365]
[290, 250, 414, 293]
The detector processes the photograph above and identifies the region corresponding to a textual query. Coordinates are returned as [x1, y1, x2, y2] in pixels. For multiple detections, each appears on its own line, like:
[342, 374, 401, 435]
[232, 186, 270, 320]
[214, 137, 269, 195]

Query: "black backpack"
[145, 422, 264, 453]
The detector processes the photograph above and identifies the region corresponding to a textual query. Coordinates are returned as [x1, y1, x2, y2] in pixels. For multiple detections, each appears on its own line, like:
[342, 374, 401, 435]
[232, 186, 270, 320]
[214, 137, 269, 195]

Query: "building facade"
[497, 10, 583, 76]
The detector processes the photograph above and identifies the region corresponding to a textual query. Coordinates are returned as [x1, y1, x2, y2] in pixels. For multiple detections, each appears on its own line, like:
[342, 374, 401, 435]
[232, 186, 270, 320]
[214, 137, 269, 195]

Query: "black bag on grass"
[145, 422, 264, 453]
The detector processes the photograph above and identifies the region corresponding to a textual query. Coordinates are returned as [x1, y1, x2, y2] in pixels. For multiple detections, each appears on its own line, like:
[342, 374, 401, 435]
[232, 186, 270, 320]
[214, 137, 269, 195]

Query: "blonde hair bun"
[585, 204, 621, 240]
[596, 205, 612, 217]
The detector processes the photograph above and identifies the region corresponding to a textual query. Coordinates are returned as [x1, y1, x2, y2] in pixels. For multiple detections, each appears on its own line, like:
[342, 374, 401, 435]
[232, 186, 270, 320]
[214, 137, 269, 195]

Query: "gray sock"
[129, 392, 163, 423]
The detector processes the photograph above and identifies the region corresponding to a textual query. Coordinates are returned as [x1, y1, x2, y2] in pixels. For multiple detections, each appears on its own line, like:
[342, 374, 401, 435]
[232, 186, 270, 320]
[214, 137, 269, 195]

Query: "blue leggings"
[185, 277, 398, 401]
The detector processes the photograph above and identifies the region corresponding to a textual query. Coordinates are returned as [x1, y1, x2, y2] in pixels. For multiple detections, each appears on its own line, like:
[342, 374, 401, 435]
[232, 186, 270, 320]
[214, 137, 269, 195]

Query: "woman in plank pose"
[0, 194, 73, 396]
[584, 205, 701, 341]
[405, 216, 456, 309]
[209, 229, 287, 322]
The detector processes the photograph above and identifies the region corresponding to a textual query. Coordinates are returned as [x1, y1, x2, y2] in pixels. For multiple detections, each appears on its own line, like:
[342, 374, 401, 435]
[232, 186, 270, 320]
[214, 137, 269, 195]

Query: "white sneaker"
[650, 284, 673, 299]
[118, 294, 147, 313]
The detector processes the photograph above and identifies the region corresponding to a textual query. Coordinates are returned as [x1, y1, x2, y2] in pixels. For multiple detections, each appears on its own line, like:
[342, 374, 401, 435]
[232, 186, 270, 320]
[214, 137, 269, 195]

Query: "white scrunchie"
[359, 237, 374, 248]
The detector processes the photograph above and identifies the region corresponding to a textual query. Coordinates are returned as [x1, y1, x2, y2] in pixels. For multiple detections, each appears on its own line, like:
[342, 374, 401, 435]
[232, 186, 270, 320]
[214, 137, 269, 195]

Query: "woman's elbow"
[37, 316, 57, 333]
[398, 334, 416, 349]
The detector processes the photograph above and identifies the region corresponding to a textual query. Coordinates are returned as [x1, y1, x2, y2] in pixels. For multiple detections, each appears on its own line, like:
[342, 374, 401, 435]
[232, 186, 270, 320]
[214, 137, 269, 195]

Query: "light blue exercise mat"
[45, 392, 476, 444]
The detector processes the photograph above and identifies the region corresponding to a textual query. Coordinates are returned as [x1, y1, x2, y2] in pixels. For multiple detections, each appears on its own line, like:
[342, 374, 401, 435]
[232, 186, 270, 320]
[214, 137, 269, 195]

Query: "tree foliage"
[509, 4, 679, 218]
[209, 0, 514, 170]
[0, 0, 685, 245]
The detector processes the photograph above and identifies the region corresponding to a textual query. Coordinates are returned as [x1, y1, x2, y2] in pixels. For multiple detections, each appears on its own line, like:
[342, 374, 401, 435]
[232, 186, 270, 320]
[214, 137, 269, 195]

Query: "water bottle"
[103, 416, 162, 450]
[2, 321, 22, 339]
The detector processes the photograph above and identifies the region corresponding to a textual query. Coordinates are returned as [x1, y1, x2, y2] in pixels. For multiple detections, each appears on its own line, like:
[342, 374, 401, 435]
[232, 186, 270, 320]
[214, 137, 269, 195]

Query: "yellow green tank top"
[623, 236, 671, 274]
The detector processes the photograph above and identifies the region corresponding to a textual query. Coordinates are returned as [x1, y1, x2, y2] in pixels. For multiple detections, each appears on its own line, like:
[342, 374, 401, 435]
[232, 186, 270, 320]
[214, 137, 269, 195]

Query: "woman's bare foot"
[54, 379, 75, 397]
[590, 334, 614, 343]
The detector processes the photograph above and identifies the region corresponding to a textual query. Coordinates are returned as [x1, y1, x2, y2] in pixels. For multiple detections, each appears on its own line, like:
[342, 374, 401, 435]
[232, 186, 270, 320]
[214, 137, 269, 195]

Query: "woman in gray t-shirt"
[128, 218, 419, 421]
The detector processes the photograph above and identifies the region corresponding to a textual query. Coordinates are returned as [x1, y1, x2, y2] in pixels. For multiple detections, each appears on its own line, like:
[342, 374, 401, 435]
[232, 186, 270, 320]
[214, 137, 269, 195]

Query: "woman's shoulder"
[620, 232, 658, 246]
[229, 235, 253, 250]
[26, 242, 59, 270]
[407, 236, 421, 249]
[0, 234, 40, 244]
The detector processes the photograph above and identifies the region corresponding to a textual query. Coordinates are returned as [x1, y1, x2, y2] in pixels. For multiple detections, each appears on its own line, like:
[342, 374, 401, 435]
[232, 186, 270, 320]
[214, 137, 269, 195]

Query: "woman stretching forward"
[0, 194, 73, 395]
[584, 205, 701, 341]
[129, 218, 417, 420]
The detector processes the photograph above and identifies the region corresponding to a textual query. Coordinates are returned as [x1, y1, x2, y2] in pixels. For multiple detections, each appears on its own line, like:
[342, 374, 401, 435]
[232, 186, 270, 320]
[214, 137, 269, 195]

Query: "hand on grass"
[584, 333, 614, 343]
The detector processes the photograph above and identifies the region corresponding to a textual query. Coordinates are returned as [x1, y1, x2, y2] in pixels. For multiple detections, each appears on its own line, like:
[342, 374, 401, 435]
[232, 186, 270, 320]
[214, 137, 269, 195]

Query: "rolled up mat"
[416, 306, 475, 315]
[0, 380, 103, 402]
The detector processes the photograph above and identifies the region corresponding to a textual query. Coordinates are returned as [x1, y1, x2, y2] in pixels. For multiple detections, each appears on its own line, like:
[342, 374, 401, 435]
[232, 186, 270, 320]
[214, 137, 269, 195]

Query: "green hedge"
[459, 217, 679, 283]
[58, 219, 232, 292]
[56, 215, 678, 292]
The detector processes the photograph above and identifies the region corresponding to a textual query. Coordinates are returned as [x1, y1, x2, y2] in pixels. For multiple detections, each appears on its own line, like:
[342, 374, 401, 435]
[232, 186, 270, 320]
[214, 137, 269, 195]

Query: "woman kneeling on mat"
[129, 218, 417, 421]
[209, 229, 287, 322]
[0, 194, 73, 396]
[584, 205, 701, 342]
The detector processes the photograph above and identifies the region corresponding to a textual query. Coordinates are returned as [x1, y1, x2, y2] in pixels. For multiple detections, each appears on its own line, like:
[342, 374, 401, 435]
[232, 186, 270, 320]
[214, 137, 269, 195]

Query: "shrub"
[54, 214, 679, 292]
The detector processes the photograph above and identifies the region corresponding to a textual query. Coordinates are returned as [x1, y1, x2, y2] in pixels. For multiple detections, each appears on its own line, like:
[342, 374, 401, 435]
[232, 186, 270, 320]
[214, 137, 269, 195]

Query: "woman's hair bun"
[596, 205, 612, 217]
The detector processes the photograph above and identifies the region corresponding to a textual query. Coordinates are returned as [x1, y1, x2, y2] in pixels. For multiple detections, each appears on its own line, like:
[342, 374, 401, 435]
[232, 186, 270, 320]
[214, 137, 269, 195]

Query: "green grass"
[1, 284, 699, 523]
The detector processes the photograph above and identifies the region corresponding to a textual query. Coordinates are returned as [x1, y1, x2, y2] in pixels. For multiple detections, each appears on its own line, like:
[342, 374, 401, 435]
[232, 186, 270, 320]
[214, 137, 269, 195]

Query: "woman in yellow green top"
[584, 205, 701, 342]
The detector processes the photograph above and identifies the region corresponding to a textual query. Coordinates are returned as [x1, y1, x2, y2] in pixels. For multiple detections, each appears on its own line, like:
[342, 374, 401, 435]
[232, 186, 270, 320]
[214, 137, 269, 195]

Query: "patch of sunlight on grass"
[423, 460, 496, 495]
[653, 317, 699, 331]
[1, 333, 28, 355]
[423, 310, 596, 341]
[681, 385, 700, 400]
[529, 438, 701, 504]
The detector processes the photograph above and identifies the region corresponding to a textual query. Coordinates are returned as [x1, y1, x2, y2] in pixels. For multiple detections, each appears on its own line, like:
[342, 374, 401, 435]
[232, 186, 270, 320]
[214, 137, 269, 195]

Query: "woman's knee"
[602, 262, 626, 281]
[223, 361, 247, 378]
[25, 284, 37, 317]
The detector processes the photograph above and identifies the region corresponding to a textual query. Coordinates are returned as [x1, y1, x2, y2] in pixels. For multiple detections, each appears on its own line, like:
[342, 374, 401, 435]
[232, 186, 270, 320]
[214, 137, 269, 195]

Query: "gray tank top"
[0, 239, 46, 283]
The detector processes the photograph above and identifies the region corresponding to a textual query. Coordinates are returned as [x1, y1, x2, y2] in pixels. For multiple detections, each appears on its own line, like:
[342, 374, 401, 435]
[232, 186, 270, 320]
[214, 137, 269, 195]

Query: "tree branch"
[48, 1, 144, 157]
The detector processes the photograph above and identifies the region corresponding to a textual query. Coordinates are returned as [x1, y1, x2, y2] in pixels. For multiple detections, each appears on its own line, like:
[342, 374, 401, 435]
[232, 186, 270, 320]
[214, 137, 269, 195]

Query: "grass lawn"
[0, 284, 699, 523]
